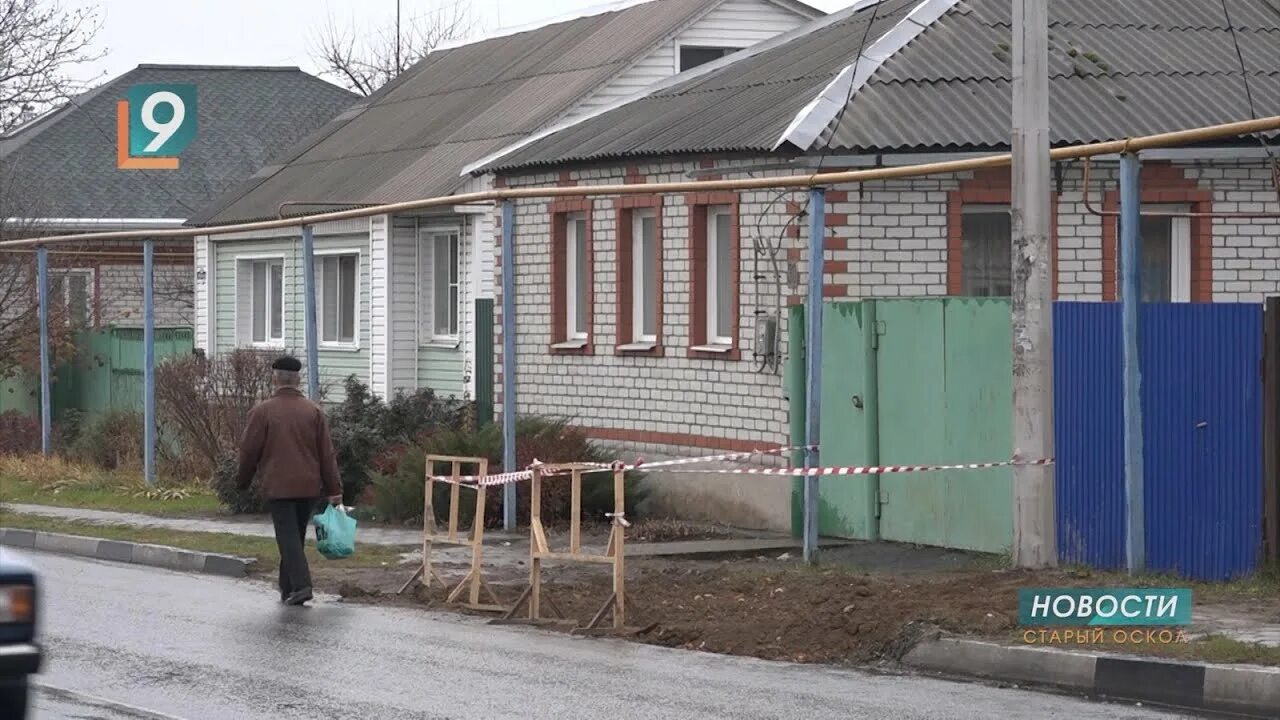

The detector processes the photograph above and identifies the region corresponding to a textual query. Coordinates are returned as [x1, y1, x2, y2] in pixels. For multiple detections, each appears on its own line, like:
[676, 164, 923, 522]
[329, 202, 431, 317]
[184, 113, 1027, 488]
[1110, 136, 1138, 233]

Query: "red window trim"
[615, 195, 665, 357]
[1099, 173, 1213, 302]
[686, 191, 741, 361]
[550, 198, 594, 355]
[946, 171, 1059, 298]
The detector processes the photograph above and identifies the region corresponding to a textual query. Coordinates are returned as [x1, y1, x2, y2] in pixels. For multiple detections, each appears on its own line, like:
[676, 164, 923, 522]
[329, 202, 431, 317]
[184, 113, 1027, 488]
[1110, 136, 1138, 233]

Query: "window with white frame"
[248, 258, 284, 344]
[1117, 209, 1191, 302]
[679, 46, 739, 72]
[319, 253, 358, 345]
[631, 209, 658, 343]
[706, 205, 734, 345]
[566, 213, 589, 340]
[961, 205, 1012, 297]
[50, 270, 93, 326]
[429, 230, 460, 338]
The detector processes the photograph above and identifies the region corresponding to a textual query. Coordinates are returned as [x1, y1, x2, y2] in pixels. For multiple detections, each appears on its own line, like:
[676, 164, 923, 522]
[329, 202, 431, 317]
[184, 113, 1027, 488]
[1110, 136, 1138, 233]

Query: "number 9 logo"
[140, 91, 186, 153]
[120, 83, 197, 166]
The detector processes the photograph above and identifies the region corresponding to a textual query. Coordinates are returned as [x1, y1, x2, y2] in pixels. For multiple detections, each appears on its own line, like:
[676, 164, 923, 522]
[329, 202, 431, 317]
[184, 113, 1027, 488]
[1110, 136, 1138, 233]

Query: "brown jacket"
[236, 387, 342, 500]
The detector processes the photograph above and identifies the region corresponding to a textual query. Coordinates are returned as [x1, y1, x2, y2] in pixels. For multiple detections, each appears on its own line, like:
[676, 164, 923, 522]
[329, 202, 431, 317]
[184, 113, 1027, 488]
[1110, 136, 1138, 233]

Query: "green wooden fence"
[52, 326, 194, 419]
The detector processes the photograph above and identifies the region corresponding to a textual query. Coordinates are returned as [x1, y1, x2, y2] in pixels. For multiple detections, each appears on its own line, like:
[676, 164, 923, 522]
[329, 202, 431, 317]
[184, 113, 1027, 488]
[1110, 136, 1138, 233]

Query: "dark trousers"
[269, 499, 316, 597]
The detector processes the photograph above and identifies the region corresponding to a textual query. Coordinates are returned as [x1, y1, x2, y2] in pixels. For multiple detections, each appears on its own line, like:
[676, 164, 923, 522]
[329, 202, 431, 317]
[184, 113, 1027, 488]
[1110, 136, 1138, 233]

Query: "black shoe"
[285, 587, 313, 606]
[280, 590, 289, 604]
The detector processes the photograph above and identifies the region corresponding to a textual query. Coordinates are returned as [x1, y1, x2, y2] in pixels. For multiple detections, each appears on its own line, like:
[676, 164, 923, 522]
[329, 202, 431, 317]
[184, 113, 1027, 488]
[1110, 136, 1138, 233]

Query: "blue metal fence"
[1055, 302, 1264, 580]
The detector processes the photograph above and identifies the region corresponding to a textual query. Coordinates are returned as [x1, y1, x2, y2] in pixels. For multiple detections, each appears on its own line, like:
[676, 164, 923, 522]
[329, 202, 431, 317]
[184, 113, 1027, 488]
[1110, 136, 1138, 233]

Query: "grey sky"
[69, 0, 853, 86]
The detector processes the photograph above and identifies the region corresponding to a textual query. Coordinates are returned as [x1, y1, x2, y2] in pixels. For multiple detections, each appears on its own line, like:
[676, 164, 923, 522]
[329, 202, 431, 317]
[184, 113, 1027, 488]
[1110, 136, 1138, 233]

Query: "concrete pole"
[302, 225, 321, 401]
[143, 239, 156, 486]
[1011, 0, 1057, 568]
[36, 246, 51, 456]
[803, 186, 826, 565]
[1119, 152, 1146, 574]
[501, 200, 518, 531]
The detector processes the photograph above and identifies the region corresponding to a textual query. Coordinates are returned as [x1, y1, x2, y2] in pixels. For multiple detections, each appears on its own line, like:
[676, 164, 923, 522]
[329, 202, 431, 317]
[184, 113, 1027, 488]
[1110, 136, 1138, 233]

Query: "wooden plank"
[397, 565, 424, 594]
[501, 585, 532, 621]
[448, 464, 462, 542]
[446, 569, 474, 604]
[533, 552, 616, 565]
[470, 482, 487, 606]
[613, 468, 626, 629]
[571, 469, 582, 554]
[532, 519, 550, 555]
[586, 592, 616, 630]
[426, 454, 491, 465]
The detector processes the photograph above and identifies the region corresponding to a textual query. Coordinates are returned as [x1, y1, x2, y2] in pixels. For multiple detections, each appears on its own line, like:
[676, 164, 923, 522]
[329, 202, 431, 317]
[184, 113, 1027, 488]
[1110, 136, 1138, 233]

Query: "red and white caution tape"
[429, 445, 814, 486]
[643, 458, 1054, 477]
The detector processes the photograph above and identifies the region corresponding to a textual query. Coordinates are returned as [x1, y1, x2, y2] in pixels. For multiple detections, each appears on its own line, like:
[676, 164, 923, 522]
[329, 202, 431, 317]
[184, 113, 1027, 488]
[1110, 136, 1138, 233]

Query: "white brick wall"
[497, 156, 1280, 460]
[97, 262, 193, 327]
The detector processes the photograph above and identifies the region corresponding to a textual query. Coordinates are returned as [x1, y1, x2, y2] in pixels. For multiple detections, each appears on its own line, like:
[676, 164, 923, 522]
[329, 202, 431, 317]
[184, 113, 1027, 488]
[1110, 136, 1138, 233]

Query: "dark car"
[0, 550, 40, 719]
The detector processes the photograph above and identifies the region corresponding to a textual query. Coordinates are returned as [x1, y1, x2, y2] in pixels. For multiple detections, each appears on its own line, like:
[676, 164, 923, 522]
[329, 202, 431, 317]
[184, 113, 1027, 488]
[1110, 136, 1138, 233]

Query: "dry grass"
[0, 455, 220, 515]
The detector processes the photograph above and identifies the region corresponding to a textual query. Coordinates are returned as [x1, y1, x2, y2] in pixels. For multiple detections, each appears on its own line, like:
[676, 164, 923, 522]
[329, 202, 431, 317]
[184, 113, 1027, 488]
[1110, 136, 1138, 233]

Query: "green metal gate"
[797, 298, 1014, 553]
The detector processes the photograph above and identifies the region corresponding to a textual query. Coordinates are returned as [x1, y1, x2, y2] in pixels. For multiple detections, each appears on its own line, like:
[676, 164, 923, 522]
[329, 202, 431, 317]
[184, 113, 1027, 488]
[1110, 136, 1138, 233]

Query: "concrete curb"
[902, 635, 1280, 718]
[0, 527, 254, 578]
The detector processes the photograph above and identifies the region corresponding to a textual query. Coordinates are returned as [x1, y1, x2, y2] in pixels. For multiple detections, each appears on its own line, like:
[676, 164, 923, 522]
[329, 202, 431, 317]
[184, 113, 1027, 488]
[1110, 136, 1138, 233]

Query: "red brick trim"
[624, 165, 646, 185]
[557, 170, 576, 187]
[1099, 163, 1214, 302]
[947, 169, 1059, 298]
[686, 191, 741, 361]
[697, 157, 723, 181]
[615, 195, 665, 357]
[579, 425, 784, 453]
[549, 198, 594, 355]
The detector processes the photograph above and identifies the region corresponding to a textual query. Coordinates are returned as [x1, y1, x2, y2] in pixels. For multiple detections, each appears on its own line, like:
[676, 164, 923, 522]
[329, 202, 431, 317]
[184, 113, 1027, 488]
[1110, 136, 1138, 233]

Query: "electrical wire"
[1222, 0, 1280, 194]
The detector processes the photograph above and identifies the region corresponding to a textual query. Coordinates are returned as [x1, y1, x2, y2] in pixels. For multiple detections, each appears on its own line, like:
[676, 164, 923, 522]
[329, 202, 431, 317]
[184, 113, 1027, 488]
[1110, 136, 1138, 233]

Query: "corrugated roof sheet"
[482, 0, 1280, 173]
[0, 65, 357, 220]
[189, 0, 726, 226]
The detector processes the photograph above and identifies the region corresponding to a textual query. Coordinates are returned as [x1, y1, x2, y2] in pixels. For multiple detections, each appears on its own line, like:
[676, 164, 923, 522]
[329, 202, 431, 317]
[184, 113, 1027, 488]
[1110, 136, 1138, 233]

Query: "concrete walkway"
[0, 503, 836, 559]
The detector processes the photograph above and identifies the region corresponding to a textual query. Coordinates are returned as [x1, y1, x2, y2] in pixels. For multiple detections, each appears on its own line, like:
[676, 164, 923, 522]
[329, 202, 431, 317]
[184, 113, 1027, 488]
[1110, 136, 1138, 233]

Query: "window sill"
[616, 341, 664, 357]
[248, 342, 287, 351]
[688, 343, 740, 361]
[425, 337, 461, 349]
[550, 338, 592, 356]
[319, 343, 361, 353]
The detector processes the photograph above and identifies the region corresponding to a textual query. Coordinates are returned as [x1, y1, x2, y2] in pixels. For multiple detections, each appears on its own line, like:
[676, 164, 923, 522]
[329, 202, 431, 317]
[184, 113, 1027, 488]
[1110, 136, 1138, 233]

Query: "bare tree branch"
[0, 0, 104, 132]
[310, 1, 476, 96]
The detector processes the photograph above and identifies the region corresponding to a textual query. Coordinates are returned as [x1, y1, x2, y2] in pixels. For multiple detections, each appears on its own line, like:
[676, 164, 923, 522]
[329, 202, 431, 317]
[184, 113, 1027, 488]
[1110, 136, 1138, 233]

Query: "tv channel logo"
[116, 84, 197, 169]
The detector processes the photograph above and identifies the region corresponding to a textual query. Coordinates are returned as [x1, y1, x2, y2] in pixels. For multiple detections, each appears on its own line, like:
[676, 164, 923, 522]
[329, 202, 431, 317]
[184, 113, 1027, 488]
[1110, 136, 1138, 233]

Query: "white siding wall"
[368, 214, 391, 397]
[194, 236, 209, 350]
[559, 0, 810, 125]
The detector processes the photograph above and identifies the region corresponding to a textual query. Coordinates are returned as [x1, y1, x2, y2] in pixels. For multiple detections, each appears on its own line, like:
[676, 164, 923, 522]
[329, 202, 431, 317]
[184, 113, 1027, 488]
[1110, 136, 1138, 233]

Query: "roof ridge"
[774, 0, 960, 151]
[133, 63, 304, 72]
[462, 0, 872, 176]
[432, 0, 664, 52]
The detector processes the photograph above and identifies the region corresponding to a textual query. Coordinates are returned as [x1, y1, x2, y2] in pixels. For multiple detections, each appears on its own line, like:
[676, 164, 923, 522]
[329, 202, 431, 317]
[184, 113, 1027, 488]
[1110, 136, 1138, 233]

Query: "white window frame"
[315, 248, 361, 350]
[1116, 204, 1192, 303]
[51, 268, 94, 327]
[425, 227, 461, 341]
[565, 213, 589, 342]
[631, 208, 658, 345]
[237, 254, 286, 348]
[705, 205, 734, 347]
[959, 204, 1012, 298]
[675, 43, 745, 73]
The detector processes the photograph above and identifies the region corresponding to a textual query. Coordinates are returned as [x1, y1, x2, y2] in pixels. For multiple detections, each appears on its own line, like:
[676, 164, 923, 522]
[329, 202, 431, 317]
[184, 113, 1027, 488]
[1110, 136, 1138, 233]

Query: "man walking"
[237, 356, 343, 606]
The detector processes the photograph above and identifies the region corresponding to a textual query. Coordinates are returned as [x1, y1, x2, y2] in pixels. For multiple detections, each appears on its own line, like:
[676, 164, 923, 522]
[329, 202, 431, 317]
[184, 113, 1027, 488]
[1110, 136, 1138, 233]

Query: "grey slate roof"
[0, 65, 357, 221]
[479, 0, 1280, 173]
[189, 0, 804, 226]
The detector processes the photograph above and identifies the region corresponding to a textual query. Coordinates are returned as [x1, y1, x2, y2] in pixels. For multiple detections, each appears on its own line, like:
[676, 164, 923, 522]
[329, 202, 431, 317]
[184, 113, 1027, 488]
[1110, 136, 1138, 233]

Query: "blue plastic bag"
[313, 504, 357, 559]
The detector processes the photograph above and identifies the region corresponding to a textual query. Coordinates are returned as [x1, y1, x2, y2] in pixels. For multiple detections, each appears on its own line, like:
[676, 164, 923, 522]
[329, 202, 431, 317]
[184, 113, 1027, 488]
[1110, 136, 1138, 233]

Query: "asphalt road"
[27, 552, 1190, 720]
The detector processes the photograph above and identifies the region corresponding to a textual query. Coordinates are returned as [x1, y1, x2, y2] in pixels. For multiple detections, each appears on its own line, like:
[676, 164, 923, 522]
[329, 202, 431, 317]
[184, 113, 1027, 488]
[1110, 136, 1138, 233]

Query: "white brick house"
[189, 0, 821, 402]
[475, 0, 1280, 530]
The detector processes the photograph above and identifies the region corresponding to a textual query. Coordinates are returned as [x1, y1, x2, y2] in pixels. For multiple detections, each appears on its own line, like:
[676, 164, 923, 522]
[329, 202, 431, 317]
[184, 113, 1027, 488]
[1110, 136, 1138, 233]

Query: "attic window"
[679, 46, 739, 72]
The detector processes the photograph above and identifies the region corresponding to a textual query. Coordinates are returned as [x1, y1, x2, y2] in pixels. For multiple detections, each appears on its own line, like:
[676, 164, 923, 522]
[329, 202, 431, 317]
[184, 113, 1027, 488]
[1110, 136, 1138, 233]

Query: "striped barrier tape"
[429, 445, 815, 486]
[642, 458, 1055, 477]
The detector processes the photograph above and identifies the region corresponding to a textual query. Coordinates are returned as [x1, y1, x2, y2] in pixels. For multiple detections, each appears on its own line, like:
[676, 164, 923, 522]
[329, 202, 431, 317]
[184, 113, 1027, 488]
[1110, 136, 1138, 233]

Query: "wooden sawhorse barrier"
[494, 462, 652, 636]
[397, 454, 505, 612]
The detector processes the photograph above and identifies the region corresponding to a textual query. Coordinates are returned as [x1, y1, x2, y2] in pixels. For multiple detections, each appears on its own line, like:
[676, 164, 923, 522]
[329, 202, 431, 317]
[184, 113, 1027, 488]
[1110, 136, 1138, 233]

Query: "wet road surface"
[29, 552, 1190, 719]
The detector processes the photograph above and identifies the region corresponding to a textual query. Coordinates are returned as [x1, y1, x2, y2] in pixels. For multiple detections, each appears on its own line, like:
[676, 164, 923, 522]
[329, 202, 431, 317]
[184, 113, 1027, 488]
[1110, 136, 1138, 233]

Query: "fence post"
[803, 186, 826, 565]
[1120, 151, 1145, 574]
[143, 239, 156, 486]
[302, 225, 320, 401]
[501, 200, 518, 531]
[474, 298, 495, 428]
[37, 246, 51, 456]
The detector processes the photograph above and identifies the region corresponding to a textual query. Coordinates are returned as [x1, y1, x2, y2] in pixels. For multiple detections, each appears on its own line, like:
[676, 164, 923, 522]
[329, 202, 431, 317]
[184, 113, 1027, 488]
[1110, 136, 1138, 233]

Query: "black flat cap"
[272, 356, 302, 372]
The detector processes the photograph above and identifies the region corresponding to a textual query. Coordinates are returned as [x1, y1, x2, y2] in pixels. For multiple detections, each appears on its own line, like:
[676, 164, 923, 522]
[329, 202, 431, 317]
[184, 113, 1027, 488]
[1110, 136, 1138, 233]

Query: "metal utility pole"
[1119, 153, 1145, 574]
[803, 187, 826, 565]
[1010, 0, 1057, 568]
[395, 0, 402, 73]
[36, 246, 51, 456]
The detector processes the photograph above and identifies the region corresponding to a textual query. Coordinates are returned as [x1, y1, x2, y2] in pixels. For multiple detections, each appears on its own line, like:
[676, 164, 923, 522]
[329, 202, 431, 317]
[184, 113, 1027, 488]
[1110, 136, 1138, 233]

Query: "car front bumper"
[0, 644, 41, 677]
